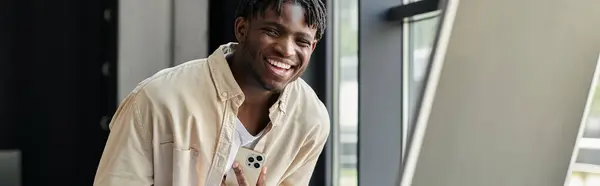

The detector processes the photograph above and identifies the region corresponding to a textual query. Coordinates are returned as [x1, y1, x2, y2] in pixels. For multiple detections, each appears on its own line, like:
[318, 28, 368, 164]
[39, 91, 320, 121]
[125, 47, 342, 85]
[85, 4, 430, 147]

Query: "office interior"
[1, 0, 599, 185]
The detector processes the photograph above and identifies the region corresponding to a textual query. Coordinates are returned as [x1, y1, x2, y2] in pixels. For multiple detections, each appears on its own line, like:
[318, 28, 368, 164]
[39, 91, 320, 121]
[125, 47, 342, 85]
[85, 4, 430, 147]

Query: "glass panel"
[406, 16, 439, 137]
[584, 95, 600, 138]
[583, 119, 600, 138]
[568, 172, 600, 186]
[333, 0, 358, 185]
[576, 149, 600, 165]
[402, 12, 441, 160]
[585, 82, 600, 138]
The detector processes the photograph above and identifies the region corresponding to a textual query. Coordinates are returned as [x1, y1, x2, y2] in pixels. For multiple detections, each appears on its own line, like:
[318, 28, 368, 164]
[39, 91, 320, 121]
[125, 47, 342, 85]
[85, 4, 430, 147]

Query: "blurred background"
[1, 0, 599, 186]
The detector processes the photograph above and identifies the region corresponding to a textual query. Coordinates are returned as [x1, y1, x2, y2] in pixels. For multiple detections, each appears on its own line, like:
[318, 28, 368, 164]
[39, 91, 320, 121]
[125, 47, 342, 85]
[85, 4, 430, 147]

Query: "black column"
[2, 0, 117, 185]
[208, 0, 240, 52]
[0, 0, 16, 151]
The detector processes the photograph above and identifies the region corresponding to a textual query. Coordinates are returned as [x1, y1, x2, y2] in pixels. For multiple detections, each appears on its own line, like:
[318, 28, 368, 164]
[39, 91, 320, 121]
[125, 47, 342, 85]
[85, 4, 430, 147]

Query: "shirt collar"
[207, 42, 291, 113]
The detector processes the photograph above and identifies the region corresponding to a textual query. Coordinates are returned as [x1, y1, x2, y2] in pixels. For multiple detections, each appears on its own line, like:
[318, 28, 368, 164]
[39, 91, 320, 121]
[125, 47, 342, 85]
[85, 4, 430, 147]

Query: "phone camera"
[256, 155, 263, 161]
[254, 163, 261, 168]
[248, 157, 255, 162]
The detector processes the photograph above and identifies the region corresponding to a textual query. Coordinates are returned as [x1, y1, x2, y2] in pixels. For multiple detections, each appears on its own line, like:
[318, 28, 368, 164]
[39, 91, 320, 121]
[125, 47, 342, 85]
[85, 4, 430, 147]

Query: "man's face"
[235, 2, 318, 92]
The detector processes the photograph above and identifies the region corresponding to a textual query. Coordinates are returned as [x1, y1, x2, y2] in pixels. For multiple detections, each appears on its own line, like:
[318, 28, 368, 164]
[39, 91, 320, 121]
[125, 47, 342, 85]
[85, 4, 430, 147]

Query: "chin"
[261, 80, 287, 92]
[253, 69, 291, 92]
[264, 84, 285, 92]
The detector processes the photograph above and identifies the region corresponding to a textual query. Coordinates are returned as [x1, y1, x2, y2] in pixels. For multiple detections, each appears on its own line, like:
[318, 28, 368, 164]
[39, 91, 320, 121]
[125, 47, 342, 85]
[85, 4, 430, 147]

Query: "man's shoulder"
[129, 58, 213, 101]
[289, 79, 330, 131]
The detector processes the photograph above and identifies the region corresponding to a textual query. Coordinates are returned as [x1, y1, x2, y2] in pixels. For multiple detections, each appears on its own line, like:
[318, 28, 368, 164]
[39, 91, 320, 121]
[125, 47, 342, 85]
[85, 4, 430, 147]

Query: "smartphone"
[224, 147, 267, 186]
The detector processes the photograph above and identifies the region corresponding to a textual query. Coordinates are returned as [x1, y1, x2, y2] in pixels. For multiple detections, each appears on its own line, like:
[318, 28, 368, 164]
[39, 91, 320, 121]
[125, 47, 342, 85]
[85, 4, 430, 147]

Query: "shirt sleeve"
[280, 113, 331, 186]
[93, 91, 154, 186]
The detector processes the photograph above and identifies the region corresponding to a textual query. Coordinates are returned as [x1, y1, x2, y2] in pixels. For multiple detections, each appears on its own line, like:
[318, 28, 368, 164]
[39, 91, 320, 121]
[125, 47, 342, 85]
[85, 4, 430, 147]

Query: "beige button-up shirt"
[93, 43, 330, 186]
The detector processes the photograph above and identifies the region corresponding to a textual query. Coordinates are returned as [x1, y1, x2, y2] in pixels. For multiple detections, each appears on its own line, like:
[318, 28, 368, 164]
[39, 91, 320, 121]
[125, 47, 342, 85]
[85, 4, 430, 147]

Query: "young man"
[93, 0, 329, 185]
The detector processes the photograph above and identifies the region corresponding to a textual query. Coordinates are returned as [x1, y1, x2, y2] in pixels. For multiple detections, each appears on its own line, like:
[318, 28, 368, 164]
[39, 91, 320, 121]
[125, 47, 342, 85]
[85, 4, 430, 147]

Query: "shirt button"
[221, 92, 228, 97]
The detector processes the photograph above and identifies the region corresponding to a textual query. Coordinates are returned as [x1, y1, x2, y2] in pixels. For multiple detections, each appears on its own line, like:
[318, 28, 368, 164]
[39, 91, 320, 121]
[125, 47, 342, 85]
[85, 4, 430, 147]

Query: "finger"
[257, 166, 267, 186]
[233, 162, 248, 186]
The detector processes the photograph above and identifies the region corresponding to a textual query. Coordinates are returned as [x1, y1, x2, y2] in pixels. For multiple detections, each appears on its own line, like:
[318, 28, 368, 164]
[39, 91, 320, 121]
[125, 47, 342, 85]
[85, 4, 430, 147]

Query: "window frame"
[309, 0, 444, 185]
[354, 0, 440, 185]
[313, 0, 442, 185]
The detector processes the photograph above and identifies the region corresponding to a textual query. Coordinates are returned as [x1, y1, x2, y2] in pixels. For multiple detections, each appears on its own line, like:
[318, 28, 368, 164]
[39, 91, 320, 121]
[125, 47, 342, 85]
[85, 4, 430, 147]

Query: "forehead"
[253, 3, 317, 35]
[266, 3, 305, 24]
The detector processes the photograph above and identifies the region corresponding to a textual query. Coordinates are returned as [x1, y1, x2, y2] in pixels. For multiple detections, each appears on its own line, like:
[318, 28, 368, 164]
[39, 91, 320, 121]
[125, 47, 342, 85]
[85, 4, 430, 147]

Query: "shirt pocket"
[154, 143, 199, 186]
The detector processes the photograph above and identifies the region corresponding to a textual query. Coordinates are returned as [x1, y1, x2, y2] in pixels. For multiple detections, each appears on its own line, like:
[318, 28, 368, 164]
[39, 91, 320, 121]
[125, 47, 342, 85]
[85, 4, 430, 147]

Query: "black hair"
[235, 0, 327, 41]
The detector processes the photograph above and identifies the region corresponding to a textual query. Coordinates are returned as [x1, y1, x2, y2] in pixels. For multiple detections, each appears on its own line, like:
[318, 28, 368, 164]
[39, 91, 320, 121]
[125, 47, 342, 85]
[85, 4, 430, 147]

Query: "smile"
[265, 58, 294, 78]
[266, 59, 292, 70]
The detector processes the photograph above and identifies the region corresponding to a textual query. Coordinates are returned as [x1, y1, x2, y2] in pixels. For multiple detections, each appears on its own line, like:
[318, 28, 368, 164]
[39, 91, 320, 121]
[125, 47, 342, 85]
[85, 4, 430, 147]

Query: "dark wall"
[1, 0, 117, 185]
[208, 0, 240, 52]
[0, 0, 16, 150]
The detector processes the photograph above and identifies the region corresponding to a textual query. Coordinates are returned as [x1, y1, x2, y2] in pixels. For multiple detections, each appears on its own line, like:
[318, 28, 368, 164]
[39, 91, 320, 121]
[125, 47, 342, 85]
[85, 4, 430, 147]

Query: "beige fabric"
[93, 43, 330, 186]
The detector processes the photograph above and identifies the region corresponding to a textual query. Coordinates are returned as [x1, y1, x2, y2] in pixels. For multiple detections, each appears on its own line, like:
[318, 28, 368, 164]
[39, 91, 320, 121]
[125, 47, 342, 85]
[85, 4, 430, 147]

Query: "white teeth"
[267, 59, 291, 69]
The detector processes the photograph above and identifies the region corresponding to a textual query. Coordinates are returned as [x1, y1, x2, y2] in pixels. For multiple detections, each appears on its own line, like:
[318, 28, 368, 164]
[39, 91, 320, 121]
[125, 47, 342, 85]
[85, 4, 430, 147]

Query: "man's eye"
[297, 40, 311, 47]
[264, 29, 279, 37]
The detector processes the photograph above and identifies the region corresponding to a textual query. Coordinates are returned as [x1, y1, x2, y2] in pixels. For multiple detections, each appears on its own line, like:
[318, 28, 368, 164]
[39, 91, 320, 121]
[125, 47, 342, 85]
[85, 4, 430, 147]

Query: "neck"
[228, 50, 279, 107]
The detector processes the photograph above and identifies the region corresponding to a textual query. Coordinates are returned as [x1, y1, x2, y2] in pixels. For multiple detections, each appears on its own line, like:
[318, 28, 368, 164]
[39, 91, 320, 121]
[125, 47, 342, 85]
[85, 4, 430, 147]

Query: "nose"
[274, 38, 296, 57]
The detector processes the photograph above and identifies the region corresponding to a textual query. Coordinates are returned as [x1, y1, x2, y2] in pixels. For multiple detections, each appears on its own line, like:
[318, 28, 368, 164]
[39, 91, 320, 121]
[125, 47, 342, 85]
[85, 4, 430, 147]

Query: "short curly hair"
[235, 0, 327, 41]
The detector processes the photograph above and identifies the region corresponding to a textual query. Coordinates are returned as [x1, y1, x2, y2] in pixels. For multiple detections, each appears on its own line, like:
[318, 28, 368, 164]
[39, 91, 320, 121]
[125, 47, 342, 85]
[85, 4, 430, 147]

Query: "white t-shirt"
[224, 118, 265, 174]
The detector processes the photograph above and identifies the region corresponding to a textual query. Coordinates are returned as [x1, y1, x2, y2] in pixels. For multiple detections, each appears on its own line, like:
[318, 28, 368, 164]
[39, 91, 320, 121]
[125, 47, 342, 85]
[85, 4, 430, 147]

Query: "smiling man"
[93, 0, 329, 186]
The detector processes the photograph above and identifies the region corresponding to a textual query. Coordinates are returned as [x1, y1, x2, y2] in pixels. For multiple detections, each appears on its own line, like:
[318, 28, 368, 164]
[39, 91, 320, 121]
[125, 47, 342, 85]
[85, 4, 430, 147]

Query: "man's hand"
[221, 161, 267, 186]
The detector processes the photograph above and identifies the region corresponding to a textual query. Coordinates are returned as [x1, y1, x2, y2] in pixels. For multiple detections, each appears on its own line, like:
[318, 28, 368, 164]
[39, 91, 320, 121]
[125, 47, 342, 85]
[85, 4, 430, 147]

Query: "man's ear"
[234, 17, 248, 43]
[311, 40, 318, 50]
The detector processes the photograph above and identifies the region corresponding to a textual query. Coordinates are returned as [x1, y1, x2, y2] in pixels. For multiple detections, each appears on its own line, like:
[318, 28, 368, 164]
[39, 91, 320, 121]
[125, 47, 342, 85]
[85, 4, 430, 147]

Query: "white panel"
[118, 0, 172, 101]
[0, 150, 20, 186]
[405, 0, 600, 186]
[173, 0, 209, 65]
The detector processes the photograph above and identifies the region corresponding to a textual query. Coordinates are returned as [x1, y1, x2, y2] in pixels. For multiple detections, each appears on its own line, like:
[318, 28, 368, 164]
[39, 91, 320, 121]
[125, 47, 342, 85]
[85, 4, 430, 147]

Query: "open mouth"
[265, 58, 295, 78]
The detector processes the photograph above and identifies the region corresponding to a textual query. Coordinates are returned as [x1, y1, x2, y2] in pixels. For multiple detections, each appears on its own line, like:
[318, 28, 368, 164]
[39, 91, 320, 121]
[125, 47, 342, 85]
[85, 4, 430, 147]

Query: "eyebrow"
[260, 21, 313, 39]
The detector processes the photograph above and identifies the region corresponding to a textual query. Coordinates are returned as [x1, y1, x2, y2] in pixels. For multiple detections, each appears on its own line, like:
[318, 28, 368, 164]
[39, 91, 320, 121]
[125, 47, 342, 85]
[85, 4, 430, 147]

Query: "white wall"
[0, 150, 20, 186]
[173, 0, 209, 65]
[118, 0, 171, 101]
[118, 0, 208, 101]
[405, 0, 600, 186]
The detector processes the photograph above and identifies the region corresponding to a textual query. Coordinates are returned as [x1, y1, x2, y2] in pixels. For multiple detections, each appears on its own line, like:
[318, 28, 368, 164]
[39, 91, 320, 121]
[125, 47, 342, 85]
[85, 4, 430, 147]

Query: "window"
[568, 64, 600, 186]
[330, 0, 599, 185]
[332, 0, 358, 185]
[352, 0, 442, 184]
[402, 11, 441, 155]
